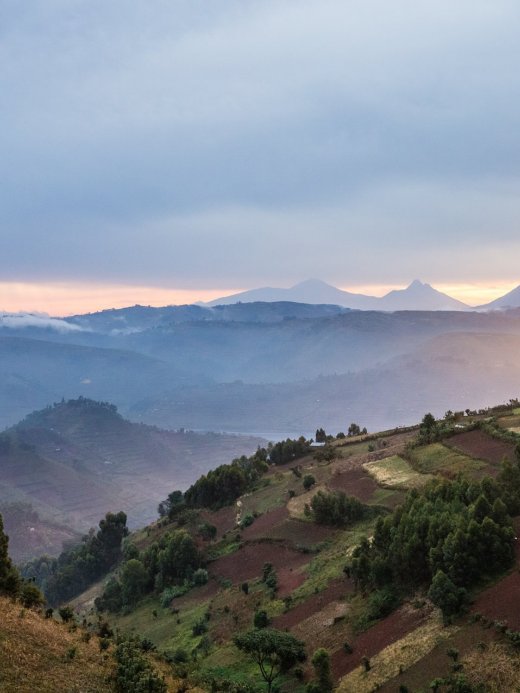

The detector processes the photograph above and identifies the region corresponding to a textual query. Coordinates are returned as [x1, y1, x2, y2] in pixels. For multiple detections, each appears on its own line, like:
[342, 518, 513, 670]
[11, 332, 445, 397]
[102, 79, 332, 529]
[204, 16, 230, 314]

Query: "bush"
[193, 569, 209, 586]
[115, 641, 167, 692]
[254, 610, 270, 629]
[303, 475, 316, 491]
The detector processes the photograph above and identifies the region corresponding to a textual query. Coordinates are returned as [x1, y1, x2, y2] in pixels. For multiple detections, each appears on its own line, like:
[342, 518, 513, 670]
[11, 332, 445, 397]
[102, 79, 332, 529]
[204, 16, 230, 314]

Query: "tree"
[303, 474, 316, 491]
[120, 559, 149, 606]
[348, 423, 361, 437]
[0, 512, 20, 597]
[234, 629, 305, 692]
[306, 648, 333, 693]
[428, 570, 467, 623]
[315, 428, 326, 443]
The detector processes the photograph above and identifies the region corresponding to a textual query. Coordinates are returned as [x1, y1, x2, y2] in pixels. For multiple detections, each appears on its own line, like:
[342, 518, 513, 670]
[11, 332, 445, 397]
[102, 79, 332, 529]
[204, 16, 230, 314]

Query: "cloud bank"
[1, 1, 520, 288]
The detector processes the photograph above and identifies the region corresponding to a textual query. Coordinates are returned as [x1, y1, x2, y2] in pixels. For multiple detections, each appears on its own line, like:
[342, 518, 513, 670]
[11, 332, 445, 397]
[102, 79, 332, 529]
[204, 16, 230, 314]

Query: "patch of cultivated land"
[208, 540, 310, 597]
[332, 603, 432, 683]
[408, 442, 487, 477]
[273, 577, 352, 631]
[378, 622, 497, 692]
[363, 455, 432, 489]
[328, 467, 380, 501]
[445, 429, 516, 467]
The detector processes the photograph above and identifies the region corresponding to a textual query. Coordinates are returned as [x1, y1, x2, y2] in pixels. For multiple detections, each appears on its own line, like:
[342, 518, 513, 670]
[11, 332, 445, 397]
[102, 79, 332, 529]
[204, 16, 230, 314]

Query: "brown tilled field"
[240, 505, 289, 540]
[472, 570, 520, 630]
[445, 429, 515, 466]
[273, 577, 352, 630]
[328, 467, 380, 502]
[331, 604, 429, 679]
[208, 540, 310, 596]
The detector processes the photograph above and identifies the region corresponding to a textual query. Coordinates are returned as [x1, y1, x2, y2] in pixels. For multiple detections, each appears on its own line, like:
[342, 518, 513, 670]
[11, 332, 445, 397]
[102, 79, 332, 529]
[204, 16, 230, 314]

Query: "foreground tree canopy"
[234, 628, 305, 692]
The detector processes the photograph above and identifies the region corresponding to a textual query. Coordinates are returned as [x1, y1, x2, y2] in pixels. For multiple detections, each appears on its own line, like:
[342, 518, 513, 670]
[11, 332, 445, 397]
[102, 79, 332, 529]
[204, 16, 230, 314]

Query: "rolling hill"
[0, 398, 263, 561]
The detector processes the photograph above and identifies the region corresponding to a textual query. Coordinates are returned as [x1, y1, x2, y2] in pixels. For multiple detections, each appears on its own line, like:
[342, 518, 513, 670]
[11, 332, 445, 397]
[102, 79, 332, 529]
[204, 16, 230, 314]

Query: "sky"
[2, 1, 520, 314]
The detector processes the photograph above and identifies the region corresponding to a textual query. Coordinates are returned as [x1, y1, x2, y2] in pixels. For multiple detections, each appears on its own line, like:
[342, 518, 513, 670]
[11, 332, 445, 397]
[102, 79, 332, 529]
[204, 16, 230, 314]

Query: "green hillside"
[10, 407, 520, 693]
[23, 403, 517, 692]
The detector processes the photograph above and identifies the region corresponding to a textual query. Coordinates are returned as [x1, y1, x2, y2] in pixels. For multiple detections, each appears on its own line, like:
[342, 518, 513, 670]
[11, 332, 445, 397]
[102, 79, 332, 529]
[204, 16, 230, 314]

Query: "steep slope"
[0, 596, 114, 693]
[1, 399, 263, 560]
[65, 406, 520, 693]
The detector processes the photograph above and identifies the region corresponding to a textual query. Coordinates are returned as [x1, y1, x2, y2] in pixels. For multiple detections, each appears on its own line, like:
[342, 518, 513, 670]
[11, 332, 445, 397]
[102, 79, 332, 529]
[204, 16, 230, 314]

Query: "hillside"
[0, 596, 114, 693]
[47, 404, 520, 692]
[0, 398, 263, 561]
[5, 308, 520, 435]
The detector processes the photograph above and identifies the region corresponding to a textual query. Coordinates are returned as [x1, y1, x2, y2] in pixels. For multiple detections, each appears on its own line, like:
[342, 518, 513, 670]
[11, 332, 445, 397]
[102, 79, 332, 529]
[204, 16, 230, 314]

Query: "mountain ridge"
[207, 278, 470, 311]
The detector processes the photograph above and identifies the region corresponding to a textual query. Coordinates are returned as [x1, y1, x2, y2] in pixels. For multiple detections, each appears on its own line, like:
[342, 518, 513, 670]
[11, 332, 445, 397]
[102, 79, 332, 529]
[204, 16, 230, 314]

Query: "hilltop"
[25, 402, 520, 692]
[0, 398, 263, 562]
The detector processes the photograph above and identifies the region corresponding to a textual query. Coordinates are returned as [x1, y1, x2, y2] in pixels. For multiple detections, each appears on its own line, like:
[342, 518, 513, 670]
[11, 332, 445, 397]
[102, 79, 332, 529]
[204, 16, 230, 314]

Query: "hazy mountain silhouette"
[478, 285, 520, 310]
[208, 279, 470, 311]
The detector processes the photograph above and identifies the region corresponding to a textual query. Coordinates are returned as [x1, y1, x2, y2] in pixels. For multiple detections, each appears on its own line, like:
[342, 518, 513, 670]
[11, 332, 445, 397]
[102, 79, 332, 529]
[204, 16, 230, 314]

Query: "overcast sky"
[2, 0, 520, 310]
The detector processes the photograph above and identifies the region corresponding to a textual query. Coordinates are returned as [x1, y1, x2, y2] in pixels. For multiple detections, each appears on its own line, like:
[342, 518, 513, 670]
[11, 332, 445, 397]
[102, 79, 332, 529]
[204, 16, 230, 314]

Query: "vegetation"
[0, 512, 21, 598]
[351, 476, 515, 619]
[233, 629, 306, 692]
[306, 648, 333, 693]
[22, 511, 128, 606]
[310, 490, 365, 526]
[96, 529, 202, 612]
[114, 640, 167, 692]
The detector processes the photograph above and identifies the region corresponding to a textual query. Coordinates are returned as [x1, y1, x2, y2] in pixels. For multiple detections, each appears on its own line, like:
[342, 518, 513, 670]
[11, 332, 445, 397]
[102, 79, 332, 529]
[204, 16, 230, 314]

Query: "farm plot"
[209, 540, 310, 597]
[408, 443, 486, 477]
[445, 429, 516, 467]
[363, 456, 431, 489]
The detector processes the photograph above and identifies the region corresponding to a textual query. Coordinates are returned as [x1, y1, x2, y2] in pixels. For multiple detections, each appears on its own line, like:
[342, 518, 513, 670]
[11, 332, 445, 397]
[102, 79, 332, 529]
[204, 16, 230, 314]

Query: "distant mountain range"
[208, 278, 520, 312]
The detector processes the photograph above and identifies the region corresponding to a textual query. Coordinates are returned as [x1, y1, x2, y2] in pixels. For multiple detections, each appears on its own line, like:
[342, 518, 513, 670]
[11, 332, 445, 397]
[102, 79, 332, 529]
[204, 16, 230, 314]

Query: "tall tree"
[234, 629, 305, 692]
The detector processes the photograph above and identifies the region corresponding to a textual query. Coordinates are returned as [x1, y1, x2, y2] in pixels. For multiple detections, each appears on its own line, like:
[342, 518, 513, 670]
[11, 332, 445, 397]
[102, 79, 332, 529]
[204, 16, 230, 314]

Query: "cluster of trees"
[350, 476, 515, 619]
[268, 437, 311, 465]
[96, 529, 202, 612]
[181, 448, 269, 510]
[0, 512, 44, 608]
[309, 490, 365, 527]
[417, 412, 455, 445]
[163, 439, 311, 514]
[22, 511, 128, 606]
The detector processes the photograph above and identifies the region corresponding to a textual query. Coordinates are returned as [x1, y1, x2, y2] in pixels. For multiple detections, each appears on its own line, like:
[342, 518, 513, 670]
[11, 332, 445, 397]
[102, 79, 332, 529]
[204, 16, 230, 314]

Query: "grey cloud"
[1, 1, 520, 287]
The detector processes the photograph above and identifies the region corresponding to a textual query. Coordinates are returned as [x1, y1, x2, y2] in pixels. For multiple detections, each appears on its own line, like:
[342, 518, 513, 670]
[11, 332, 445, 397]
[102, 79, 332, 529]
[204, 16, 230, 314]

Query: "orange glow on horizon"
[0, 282, 243, 317]
[340, 282, 519, 306]
[0, 280, 518, 316]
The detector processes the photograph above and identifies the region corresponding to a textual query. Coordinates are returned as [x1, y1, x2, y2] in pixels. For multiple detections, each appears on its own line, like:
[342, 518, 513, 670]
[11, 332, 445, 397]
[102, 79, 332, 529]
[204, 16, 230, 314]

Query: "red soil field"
[209, 540, 310, 597]
[330, 605, 428, 680]
[240, 505, 289, 540]
[472, 569, 520, 630]
[329, 467, 380, 502]
[200, 506, 236, 539]
[267, 518, 335, 546]
[273, 577, 352, 630]
[445, 430, 515, 467]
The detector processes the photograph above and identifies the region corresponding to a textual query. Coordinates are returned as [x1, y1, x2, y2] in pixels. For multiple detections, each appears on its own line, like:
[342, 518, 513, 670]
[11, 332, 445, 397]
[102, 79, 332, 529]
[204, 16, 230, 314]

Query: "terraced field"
[72, 415, 520, 692]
